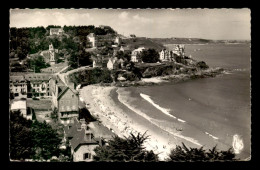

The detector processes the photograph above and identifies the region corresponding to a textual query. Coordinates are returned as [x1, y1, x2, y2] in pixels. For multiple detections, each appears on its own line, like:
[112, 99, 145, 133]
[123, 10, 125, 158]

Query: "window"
[83, 153, 91, 160]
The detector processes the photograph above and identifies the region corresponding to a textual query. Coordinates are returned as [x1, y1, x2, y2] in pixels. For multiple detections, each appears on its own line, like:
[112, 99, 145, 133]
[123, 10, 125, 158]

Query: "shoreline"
[112, 67, 224, 87]
[80, 84, 205, 160]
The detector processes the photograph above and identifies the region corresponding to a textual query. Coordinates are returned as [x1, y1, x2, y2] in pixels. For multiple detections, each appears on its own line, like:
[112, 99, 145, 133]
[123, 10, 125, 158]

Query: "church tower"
[49, 44, 56, 65]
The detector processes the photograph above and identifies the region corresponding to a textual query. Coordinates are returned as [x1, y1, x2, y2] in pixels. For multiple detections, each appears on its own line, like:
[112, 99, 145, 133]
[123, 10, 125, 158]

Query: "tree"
[93, 132, 159, 162]
[166, 143, 237, 162]
[10, 110, 33, 160]
[29, 56, 50, 73]
[31, 120, 61, 160]
[140, 48, 160, 63]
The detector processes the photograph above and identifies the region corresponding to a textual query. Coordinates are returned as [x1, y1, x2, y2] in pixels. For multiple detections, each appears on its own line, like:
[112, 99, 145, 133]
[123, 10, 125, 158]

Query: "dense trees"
[10, 110, 33, 160]
[31, 121, 61, 160]
[67, 49, 92, 69]
[114, 51, 131, 62]
[93, 132, 159, 162]
[139, 48, 160, 63]
[28, 56, 50, 73]
[9, 25, 116, 61]
[167, 143, 236, 161]
[68, 68, 113, 85]
[10, 110, 64, 161]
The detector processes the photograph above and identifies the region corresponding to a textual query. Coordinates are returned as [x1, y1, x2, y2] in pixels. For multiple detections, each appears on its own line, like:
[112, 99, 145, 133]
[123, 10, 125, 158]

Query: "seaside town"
[9, 9, 251, 162]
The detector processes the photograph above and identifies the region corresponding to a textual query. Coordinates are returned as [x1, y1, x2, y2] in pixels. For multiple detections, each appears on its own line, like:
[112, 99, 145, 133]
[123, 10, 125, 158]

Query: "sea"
[116, 43, 251, 160]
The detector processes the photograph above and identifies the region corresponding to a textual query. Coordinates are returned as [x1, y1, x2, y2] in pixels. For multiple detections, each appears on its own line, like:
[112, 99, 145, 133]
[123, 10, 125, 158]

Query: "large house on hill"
[64, 118, 114, 162]
[159, 49, 175, 62]
[159, 45, 186, 62]
[50, 28, 64, 36]
[131, 47, 145, 62]
[49, 75, 79, 124]
[87, 33, 96, 48]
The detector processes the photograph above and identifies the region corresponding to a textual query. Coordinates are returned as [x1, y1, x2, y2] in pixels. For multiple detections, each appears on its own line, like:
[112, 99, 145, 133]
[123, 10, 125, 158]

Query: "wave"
[140, 93, 176, 119]
[140, 93, 187, 123]
[117, 89, 201, 146]
[205, 132, 219, 140]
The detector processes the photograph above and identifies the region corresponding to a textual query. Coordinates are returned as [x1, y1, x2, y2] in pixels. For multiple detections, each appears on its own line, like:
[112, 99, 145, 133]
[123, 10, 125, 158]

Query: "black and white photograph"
[9, 8, 251, 162]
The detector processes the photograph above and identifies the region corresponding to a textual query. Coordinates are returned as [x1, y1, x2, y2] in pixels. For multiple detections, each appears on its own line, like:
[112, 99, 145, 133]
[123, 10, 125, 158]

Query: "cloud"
[118, 11, 129, 19]
[133, 14, 154, 23]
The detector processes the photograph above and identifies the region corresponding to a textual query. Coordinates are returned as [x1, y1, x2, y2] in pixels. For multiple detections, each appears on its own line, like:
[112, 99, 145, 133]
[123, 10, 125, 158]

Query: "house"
[159, 49, 175, 62]
[9, 76, 28, 97]
[115, 36, 121, 45]
[172, 44, 185, 57]
[64, 118, 114, 162]
[131, 47, 145, 62]
[107, 58, 116, 70]
[50, 28, 64, 36]
[87, 33, 96, 48]
[92, 56, 108, 68]
[10, 100, 31, 120]
[24, 73, 52, 97]
[49, 75, 79, 124]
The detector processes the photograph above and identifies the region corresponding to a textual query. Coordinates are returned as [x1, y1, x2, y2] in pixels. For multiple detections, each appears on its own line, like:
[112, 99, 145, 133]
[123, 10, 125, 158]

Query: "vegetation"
[139, 48, 160, 63]
[93, 132, 159, 162]
[114, 51, 131, 62]
[69, 68, 113, 85]
[167, 143, 237, 162]
[10, 110, 68, 161]
[28, 55, 50, 73]
[78, 108, 97, 123]
[68, 46, 92, 69]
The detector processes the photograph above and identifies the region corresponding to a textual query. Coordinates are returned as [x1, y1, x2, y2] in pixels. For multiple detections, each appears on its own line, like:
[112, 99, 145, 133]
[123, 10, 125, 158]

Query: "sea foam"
[117, 89, 201, 146]
[140, 93, 176, 119]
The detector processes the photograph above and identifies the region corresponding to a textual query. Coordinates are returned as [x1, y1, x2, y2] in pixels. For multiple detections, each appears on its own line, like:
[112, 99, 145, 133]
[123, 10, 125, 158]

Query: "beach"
[79, 84, 200, 161]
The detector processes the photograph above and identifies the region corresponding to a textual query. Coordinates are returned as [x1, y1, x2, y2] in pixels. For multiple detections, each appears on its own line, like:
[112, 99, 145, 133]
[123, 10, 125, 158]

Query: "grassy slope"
[122, 37, 165, 51]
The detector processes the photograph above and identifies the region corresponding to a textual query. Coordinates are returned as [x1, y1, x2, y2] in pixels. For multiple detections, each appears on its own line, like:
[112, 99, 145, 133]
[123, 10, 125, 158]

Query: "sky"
[10, 8, 251, 40]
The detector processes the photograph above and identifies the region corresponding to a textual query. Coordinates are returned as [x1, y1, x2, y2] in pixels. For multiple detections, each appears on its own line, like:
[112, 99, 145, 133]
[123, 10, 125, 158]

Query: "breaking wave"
[140, 93, 186, 123]
[117, 89, 201, 146]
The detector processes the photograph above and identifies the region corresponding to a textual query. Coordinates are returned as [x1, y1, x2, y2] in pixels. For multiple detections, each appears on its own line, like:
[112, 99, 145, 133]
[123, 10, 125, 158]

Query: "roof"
[24, 73, 52, 81]
[10, 76, 26, 82]
[10, 100, 27, 110]
[65, 118, 114, 151]
[70, 129, 99, 151]
[50, 28, 63, 32]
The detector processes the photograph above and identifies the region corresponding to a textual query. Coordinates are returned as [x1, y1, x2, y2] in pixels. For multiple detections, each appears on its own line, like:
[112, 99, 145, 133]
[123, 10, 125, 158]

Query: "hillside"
[121, 37, 165, 51]
[150, 38, 250, 45]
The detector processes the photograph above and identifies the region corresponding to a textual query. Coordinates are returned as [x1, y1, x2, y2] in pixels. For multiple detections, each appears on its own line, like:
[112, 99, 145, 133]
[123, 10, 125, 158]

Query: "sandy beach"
[79, 84, 193, 161]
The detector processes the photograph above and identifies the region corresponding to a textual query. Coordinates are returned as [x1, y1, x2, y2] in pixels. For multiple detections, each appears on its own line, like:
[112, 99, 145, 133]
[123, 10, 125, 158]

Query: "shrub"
[167, 143, 237, 162]
[93, 132, 159, 162]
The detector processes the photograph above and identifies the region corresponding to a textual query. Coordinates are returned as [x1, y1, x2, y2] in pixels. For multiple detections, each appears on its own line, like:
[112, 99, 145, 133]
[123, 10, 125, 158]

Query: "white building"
[10, 100, 31, 120]
[87, 33, 96, 48]
[50, 28, 63, 36]
[172, 44, 185, 57]
[115, 36, 121, 45]
[131, 47, 145, 63]
[159, 49, 175, 62]
[107, 58, 115, 70]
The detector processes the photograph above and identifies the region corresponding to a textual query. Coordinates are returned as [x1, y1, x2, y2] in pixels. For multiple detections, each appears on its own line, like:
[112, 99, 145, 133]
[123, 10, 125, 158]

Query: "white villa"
[131, 47, 145, 63]
[87, 33, 96, 48]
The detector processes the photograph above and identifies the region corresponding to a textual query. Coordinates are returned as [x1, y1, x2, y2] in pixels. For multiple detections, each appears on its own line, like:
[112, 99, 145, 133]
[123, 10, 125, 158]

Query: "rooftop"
[10, 76, 26, 82]
[24, 73, 52, 81]
[10, 100, 27, 110]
